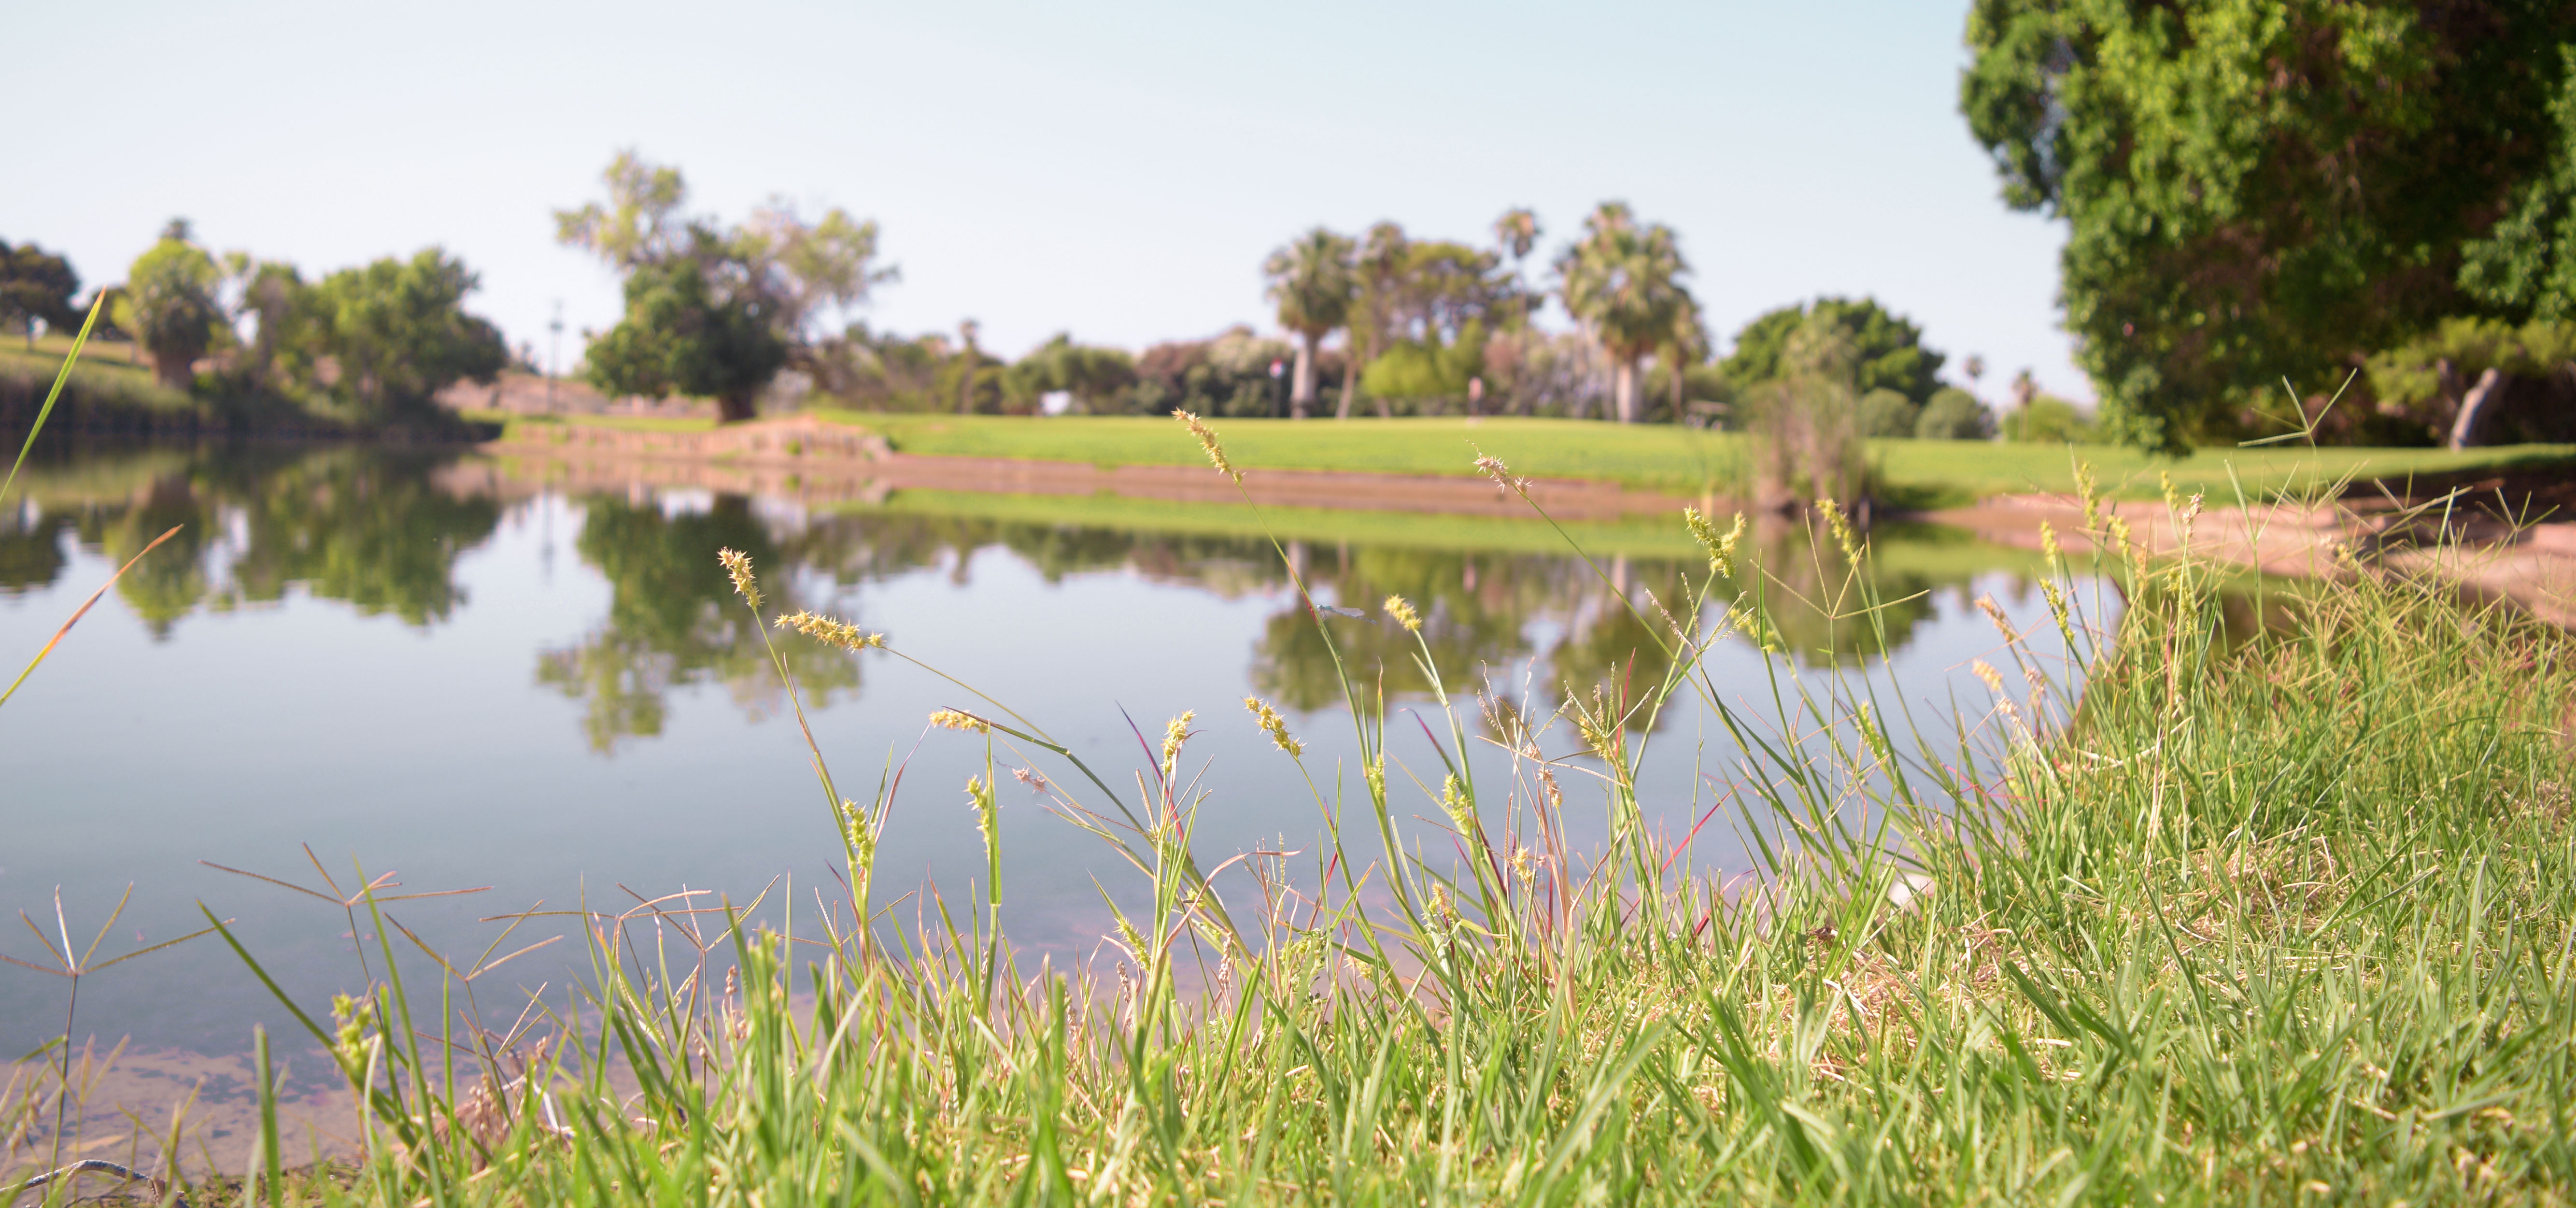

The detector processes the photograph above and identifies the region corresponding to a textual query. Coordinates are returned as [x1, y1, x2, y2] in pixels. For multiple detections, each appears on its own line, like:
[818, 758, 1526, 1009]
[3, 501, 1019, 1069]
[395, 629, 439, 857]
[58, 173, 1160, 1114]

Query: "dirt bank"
[1937, 491, 2576, 628]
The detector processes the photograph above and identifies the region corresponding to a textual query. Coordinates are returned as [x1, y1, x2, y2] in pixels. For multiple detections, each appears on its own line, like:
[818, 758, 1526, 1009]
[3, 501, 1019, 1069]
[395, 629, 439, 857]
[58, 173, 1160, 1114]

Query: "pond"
[0, 442, 2098, 1061]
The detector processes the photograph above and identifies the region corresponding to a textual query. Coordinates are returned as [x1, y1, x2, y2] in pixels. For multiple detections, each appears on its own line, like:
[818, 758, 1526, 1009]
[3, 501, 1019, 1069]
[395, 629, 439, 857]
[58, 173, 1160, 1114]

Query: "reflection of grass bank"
[847, 486, 2064, 582]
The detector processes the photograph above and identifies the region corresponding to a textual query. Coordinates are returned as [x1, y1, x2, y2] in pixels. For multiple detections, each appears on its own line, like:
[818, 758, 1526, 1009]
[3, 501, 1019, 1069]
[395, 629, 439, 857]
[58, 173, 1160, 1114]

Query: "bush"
[2000, 395, 2099, 443]
[1857, 387, 1920, 438]
[1915, 387, 1993, 440]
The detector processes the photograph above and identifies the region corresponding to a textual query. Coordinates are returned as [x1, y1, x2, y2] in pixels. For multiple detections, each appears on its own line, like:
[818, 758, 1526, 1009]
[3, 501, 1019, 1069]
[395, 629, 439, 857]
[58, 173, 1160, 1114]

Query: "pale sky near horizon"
[3, 0, 2088, 400]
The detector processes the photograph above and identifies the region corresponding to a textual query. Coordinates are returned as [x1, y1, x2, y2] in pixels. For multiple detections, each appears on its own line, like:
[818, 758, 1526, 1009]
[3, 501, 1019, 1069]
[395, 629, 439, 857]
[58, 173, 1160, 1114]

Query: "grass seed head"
[1384, 595, 1422, 632]
[1472, 445, 1531, 496]
[1685, 507, 1747, 579]
[1175, 411, 1241, 483]
[718, 548, 762, 611]
[776, 610, 885, 651]
[929, 708, 991, 734]
[1161, 710, 1196, 776]
[1243, 696, 1303, 757]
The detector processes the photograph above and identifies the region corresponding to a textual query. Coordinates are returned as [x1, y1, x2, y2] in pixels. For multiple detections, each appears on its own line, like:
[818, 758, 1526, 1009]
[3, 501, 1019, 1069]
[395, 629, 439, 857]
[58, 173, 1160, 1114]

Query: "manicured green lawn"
[478, 408, 2576, 508]
[816, 411, 2576, 507]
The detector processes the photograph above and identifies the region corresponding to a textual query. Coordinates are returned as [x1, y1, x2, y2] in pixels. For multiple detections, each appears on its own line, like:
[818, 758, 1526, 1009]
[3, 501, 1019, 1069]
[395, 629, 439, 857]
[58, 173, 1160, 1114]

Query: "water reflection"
[537, 495, 862, 752]
[3, 447, 501, 633]
[1, 440, 2090, 1064]
[1, 444, 2064, 745]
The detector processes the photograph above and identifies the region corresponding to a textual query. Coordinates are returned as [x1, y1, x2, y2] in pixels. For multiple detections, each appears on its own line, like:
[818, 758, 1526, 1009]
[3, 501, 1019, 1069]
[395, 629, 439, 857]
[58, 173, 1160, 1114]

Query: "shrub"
[1857, 387, 1920, 437]
[1915, 386, 1993, 440]
[2000, 394, 2099, 443]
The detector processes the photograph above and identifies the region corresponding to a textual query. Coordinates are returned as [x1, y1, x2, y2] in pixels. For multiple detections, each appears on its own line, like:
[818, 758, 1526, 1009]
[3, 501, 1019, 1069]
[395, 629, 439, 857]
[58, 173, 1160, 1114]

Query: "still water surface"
[0, 444, 2093, 1057]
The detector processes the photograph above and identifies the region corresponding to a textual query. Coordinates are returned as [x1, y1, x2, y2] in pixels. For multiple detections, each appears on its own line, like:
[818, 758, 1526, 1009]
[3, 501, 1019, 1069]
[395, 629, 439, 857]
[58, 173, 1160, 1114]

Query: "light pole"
[547, 300, 564, 413]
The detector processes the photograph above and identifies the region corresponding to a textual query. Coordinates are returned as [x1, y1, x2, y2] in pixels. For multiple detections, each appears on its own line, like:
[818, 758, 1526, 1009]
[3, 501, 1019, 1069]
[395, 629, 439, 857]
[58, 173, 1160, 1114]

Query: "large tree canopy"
[558, 151, 893, 422]
[1721, 297, 1945, 404]
[584, 251, 790, 422]
[1963, 0, 2576, 452]
[124, 220, 226, 389]
[0, 240, 80, 342]
[300, 249, 508, 422]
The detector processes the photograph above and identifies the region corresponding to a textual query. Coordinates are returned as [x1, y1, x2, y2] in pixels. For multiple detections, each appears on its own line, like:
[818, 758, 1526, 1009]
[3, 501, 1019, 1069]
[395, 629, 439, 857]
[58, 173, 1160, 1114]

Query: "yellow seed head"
[1439, 772, 1472, 830]
[2039, 579, 2076, 649]
[775, 610, 885, 651]
[1175, 411, 1241, 483]
[1161, 710, 1196, 774]
[1385, 595, 1422, 632]
[718, 548, 762, 611]
[1685, 507, 1747, 579]
[928, 709, 991, 734]
[1243, 696, 1303, 757]
[1818, 497, 1861, 564]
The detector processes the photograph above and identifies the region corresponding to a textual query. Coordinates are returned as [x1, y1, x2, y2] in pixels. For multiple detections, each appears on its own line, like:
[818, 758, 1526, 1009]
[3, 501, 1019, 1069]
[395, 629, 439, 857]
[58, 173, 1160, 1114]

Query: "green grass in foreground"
[818, 410, 2576, 508]
[12, 462, 2572, 1204]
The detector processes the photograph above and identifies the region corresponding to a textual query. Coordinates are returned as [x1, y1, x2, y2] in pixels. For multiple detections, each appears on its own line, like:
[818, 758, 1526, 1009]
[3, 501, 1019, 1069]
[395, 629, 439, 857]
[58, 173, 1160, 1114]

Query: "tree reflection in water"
[0, 443, 2055, 748]
[537, 495, 863, 753]
[2, 446, 502, 637]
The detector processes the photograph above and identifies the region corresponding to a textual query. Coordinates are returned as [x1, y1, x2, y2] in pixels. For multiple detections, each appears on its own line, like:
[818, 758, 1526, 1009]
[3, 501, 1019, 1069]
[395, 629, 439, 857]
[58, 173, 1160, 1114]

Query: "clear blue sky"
[3, 0, 2084, 399]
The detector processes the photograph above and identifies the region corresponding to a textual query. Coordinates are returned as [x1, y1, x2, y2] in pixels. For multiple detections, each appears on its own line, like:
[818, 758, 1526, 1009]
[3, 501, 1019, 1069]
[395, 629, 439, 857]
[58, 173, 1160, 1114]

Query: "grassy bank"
[12, 451, 2572, 1203]
[499, 408, 2576, 508]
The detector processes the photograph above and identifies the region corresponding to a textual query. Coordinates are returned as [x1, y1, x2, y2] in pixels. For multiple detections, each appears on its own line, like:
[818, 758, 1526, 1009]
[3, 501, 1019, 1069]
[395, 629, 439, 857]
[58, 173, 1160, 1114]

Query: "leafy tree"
[583, 247, 788, 423]
[1554, 202, 1695, 423]
[1263, 228, 1354, 420]
[225, 256, 307, 388]
[0, 240, 80, 348]
[1720, 297, 1944, 404]
[1132, 328, 1294, 418]
[298, 249, 507, 422]
[125, 219, 225, 389]
[1004, 334, 1136, 414]
[1915, 387, 1994, 441]
[556, 151, 893, 422]
[1963, 0, 2576, 452]
[1857, 388, 1920, 438]
[1341, 223, 1411, 419]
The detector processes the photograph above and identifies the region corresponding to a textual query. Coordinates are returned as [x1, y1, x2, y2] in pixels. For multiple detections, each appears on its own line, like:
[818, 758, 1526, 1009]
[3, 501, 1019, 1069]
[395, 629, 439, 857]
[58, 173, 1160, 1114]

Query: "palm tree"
[1554, 202, 1695, 424]
[1262, 229, 1355, 421]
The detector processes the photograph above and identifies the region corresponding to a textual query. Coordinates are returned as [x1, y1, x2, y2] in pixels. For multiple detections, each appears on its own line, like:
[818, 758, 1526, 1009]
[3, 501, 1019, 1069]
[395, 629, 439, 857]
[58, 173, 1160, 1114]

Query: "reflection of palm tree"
[536, 494, 862, 753]
[1555, 203, 1694, 424]
[103, 478, 212, 638]
[1263, 229, 1355, 421]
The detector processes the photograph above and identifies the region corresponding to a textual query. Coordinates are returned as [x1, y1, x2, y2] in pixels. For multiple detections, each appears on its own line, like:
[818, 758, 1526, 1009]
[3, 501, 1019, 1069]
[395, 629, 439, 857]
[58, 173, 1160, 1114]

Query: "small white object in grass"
[1886, 873, 1935, 910]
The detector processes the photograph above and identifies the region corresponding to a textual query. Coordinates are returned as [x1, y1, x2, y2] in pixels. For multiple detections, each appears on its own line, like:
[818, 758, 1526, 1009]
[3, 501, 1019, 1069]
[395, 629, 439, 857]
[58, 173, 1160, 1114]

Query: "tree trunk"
[1670, 354, 1684, 421]
[717, 391, 759, 424]
[2449, 367, 2505, 449]
[1292, 332, 1316, 420]
[1614, 358, 1639, 423]
[151, 349, 193, 391]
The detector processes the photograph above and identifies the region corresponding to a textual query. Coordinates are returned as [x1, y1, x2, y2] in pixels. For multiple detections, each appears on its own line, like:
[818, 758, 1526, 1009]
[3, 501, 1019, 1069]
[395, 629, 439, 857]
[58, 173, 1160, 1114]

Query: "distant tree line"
[0, 218, 507, 430]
